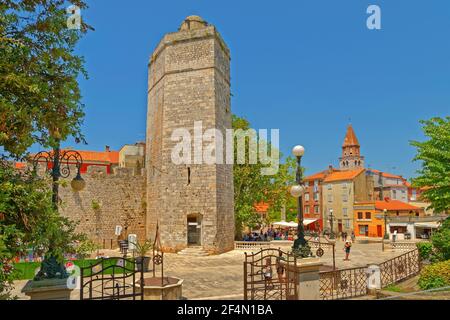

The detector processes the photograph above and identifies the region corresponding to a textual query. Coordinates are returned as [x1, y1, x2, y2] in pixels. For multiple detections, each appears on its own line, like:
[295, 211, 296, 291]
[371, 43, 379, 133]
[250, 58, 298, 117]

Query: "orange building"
[353, 199, 424, 238]
[353, 202, 384, 238]
[254, 201, 270, 220]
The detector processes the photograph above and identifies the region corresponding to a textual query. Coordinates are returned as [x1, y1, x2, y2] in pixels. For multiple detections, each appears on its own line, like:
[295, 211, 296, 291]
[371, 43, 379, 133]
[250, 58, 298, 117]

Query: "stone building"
[119, 142, 145, 171]
[145, 16, 235, 254]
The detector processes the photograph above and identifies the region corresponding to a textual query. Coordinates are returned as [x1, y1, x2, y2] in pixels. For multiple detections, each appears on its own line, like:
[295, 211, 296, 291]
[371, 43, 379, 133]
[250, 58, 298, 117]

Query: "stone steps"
[177, 247, 210, 256]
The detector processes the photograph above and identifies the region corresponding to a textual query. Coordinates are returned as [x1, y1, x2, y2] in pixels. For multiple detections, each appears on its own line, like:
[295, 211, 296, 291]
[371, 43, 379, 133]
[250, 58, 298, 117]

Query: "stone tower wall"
[146, 18, 234, 254]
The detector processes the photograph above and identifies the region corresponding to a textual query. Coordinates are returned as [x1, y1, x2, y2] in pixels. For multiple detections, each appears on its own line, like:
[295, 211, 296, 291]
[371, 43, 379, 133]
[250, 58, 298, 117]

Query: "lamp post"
[291, 145, 312, 258]
[383, 209, 389, 239]
[329, 209, 335, 239]
[31, 147, 85, 280]
[381, 208, 389, 252]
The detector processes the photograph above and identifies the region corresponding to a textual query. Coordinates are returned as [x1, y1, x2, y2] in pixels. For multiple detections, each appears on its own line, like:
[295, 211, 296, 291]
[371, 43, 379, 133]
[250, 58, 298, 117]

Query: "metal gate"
[244, 248, 298, 300]
[80, 257, 144, 300]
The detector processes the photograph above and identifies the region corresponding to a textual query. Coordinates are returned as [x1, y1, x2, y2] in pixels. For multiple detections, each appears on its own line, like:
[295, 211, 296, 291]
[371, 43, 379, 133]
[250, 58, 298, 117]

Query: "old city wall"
[58, 166, 147, 248]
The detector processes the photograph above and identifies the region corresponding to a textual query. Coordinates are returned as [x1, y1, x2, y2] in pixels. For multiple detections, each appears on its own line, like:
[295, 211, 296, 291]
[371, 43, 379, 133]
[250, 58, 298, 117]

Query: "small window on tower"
[187, 167, 191, 185]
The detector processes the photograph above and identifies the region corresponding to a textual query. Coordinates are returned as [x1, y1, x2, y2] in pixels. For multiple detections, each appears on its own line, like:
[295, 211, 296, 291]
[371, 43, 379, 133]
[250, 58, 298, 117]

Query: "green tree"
[0, 0, 92, 159]
[411, 117, 450, 213]
[0, 0, 92, 298]
[232, 115, 297, 238]
[0, 162, 88, 290]
[430, 217, 450, 261]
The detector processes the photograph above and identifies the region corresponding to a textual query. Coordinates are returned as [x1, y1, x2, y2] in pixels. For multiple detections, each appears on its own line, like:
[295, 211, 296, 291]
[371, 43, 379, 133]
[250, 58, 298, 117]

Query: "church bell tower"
[339, 124, 365, 170]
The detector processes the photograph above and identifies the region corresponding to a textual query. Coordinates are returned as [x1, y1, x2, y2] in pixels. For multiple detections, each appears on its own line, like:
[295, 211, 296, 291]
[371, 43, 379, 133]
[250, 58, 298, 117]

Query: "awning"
[272, 220, 317, 228]
[303, 218, 318, 226]
[414, 221, 441, 229]
[388, 223, 408, 227]
[272, 221, 290, 227]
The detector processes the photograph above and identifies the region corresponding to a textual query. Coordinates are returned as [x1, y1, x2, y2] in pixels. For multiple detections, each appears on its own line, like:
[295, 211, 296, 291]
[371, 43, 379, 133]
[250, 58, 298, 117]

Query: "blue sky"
[59, 0, 449, 179]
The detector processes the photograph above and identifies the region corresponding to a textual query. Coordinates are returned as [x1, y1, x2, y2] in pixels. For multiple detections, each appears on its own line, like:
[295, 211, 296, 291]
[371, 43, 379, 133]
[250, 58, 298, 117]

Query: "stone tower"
[146, 16, 234, 254]
[339, 124, 365, 170]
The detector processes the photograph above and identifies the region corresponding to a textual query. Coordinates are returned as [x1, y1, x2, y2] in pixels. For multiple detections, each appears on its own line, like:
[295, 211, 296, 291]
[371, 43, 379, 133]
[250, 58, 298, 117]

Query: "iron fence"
[80, 257, 144, 300]
[379, 249, 420, 287]
[319, 266, 368, 300]
[390, 242, 420, 251]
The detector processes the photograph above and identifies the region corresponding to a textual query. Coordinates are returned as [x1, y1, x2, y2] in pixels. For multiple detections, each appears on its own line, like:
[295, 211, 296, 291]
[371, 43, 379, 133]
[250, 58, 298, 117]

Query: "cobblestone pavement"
[11, 241, 405, 300]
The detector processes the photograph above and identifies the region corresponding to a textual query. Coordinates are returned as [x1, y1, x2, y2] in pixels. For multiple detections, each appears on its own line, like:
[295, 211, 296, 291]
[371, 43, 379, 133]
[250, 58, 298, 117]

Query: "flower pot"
[136, 256, 151, 272]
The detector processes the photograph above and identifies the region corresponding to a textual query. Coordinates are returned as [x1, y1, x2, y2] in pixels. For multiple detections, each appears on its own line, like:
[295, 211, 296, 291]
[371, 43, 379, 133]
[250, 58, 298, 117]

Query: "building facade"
[322, 168, 374, 234]
[119, 142, 145, 170]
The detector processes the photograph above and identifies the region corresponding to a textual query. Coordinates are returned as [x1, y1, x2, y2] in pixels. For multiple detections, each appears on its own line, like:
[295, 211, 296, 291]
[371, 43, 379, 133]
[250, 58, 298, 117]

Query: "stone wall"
[58, 166, 146, 248]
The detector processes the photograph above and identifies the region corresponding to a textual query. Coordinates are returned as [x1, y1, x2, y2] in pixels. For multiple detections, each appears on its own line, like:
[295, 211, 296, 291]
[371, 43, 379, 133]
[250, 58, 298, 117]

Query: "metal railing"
[319, 266, 368, 300]
[234, 241, 272, 250]
[379, 249, 420, 287]
[390, 242, 419, 251]
[319, 248, 421, 300]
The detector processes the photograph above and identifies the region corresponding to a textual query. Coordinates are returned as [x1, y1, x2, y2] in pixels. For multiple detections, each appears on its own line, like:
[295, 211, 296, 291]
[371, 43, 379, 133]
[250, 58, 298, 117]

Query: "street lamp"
[383, 209, 389, 240]
[329, 209, 335, 239]
[32, 148, 86, 208]
[31, 147, 86, 280]
[291, 145, 312, 258]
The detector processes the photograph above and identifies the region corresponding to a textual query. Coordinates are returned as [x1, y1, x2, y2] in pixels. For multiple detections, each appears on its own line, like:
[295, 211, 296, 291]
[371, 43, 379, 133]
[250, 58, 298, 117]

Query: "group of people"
[339, 231, 356, 242]
[242, 227, 295, 242]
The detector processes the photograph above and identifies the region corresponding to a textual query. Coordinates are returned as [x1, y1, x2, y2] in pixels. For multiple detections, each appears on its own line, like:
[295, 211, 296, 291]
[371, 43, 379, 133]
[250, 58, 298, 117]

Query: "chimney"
[328, 165, 333, 173]
[105, 145, 110, 152]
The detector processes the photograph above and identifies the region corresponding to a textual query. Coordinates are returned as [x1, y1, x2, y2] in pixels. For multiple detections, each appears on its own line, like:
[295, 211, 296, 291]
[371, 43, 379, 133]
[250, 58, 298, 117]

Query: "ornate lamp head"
[290, 185, 305, 198]
[71, 167, 86, 191]
[292, 145, 305, 158]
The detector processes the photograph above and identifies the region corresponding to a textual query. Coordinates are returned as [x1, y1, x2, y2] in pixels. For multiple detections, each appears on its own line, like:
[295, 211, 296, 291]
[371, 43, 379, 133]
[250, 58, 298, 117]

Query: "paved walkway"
[11, 241, 405, 300]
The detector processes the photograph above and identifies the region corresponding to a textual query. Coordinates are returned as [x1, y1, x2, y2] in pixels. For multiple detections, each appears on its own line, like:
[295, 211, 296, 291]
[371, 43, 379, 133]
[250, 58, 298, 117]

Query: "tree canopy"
[0, 0, 92, 158]
[232, 115, 297, 238]
[411, 117, 450, 213]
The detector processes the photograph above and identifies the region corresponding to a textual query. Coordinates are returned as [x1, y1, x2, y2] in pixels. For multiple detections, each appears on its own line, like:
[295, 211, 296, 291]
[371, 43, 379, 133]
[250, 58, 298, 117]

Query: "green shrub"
[418, 260, 450, 290]
[431, 217, 450, 261]
[417, 242, 433, 261]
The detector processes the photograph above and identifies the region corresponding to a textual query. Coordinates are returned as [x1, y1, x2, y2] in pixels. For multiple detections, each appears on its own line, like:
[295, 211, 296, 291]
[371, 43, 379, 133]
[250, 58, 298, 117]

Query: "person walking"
[343, 240, 352, 261]
[351, 231, 355, 242]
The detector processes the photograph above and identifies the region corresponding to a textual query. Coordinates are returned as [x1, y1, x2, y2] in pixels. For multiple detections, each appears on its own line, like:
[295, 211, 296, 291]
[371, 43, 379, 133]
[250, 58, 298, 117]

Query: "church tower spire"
[339, 124, 364, 170]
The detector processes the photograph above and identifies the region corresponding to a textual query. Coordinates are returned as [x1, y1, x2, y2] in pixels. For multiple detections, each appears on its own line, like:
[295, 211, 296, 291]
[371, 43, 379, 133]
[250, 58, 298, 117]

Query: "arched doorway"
[187, 213, 202, 246]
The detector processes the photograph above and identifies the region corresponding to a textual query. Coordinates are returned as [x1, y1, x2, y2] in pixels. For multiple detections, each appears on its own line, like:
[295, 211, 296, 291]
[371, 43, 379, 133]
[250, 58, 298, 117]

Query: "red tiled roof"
[32, 149, 119, 164]
[254, 202, 269, 213]
[72, 150, 119, 164]
[323, 168, 364, 183]
[304, 171, 327, 181]
[370, 169, 403, 180]
[14, 162, 27, 169]
[375, 200, 421, 211]
[304, 168, 341, 181]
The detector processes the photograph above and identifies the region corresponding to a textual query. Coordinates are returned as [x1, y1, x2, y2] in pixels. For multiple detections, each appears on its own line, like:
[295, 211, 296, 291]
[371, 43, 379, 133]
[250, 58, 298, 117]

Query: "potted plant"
[132, 239, 153, 272]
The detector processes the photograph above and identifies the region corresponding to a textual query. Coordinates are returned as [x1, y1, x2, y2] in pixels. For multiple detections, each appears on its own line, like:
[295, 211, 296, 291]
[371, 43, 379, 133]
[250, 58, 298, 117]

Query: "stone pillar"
[287, 257, 323, 300]
[22, 278, 74, 300]
[366, 264, 381, 295]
